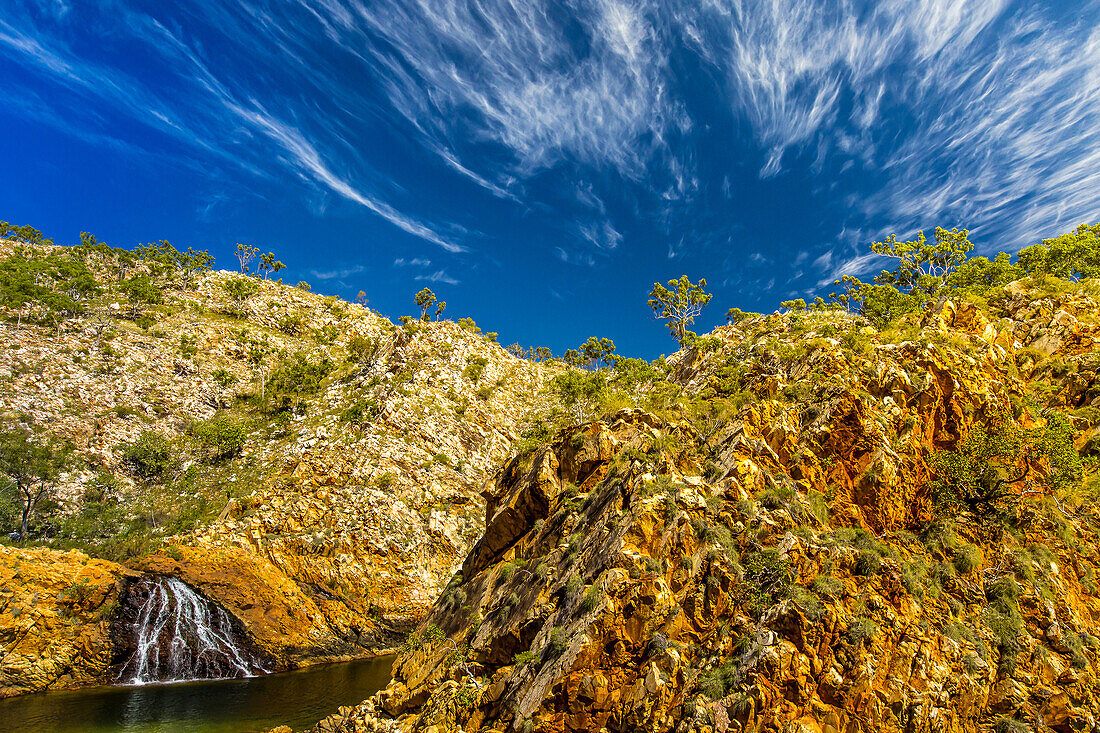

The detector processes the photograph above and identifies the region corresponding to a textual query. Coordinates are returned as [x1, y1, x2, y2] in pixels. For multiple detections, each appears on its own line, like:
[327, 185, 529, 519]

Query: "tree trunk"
[20, 488, 31, 537]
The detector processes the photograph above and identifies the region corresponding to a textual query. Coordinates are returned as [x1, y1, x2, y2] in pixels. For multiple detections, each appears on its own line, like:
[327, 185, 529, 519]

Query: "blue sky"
[2, 0, 1098, 357]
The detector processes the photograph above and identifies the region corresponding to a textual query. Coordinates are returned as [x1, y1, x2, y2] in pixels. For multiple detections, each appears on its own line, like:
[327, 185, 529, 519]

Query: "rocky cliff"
[308, 286, 1100, 732]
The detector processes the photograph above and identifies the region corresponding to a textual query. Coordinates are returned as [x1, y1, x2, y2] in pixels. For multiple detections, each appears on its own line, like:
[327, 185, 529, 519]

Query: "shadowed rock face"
[110, 576, 273, 684]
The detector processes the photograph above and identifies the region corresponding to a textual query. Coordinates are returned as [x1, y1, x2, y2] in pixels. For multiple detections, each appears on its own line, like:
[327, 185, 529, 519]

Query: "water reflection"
[0, 655, 394, 733]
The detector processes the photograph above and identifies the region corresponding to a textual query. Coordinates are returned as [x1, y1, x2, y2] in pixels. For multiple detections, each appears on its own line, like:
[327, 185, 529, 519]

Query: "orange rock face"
[361, 295, 1100, 733]
[0, 546, 135, 697]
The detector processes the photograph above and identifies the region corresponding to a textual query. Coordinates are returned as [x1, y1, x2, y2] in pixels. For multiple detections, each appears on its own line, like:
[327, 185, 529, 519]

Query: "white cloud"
[817, 252, 889, 288]
[3, 0, 1099, 269]
[230, 104, 465, 253]
[311, 264, 365, 280]
[0, 9, 465, 254]
[415, 269, 460, 285]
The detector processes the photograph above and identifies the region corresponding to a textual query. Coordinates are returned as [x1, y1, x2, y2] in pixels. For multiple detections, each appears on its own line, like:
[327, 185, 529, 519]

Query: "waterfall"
[116, 576, 270, 684]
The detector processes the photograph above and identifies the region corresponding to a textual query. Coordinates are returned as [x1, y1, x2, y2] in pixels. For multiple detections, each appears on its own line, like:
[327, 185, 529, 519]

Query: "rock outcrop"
[0, 546, 133, 697]
[330, 295, 1100, 733]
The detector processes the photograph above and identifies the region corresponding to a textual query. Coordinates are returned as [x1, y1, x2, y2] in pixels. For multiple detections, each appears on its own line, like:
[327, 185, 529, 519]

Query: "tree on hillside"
[830, 276, 922, 328]
[414, 288, 437, 321]
[1016, 223, 1100, 281]
[266, 352, 335, 415]
[831, 227, 975, 326]
[0, 251, 98, 327]
[943, 252, 1019, 294]
[870, 227, 974, 295]
[580, 337, 617, 369]
[178, 246, 216, 279]
[0, 222, 52, 247]
[258, 252, 286, 280]
[222, 276, 260, 317]
[0, 426, 73, 537]
[76, 232, 136, 280]
[121, 273, 163, 319]
[235, 243, 259, 274]
[550, 370, 607, 420]
[648, 276, 712, 347]
[930, 409, 1082, 519]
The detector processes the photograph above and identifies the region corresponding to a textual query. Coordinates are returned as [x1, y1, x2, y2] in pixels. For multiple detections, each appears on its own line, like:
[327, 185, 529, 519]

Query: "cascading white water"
[117, 576, 269, 684]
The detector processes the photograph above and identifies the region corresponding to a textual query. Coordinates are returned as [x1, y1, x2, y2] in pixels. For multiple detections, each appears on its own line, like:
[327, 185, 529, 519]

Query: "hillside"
[0, 237, 559, 695]
[307, 284, 1100, 732]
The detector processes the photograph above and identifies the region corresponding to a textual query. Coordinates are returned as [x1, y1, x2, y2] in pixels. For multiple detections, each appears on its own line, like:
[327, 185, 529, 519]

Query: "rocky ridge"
[306, 286, 1100, 732]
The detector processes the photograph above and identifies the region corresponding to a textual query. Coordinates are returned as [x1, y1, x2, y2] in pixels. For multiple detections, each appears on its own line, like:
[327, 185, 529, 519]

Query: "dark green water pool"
[0, 655, 395, 733]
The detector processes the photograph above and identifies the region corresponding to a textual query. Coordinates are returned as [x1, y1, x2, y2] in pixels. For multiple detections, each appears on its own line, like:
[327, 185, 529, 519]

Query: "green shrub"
[122, 432, 175, 479]
[546, 627, 568, 656]
[811, 574, 843, 598]
[514, 420, 555, 456]
[221, 276, 259, 315]
[581, 585, 603, 612]
[341, 399, 379, 424]
[276, 313, 304, 335]
[992, 716, 1030, 733]
[565, 573, 582, 596]
[512, 650, 540, 667]
[789, 584, 824, 620]
[854, 550, 882, 576]
[953, 544, 981, 574]
[179, 334, 198, 359]
[697, 661, 738, 699]
[267, 352, 333, 413]
[741, 550, 792, 616]
[346, 335, 376, 363]
[463, 357, 488, 382]
[845, 618, 877, 645]
[211, 369, 238, 388]
[188, 416, 246, 461]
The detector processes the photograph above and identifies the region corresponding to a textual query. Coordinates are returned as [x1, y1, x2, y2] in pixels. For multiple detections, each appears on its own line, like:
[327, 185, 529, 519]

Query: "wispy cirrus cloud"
[2, 0, 1098, 290]
[0, 4, 464, 253]
[311, 264, 365, 280]
[415, 269, 460, 286]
